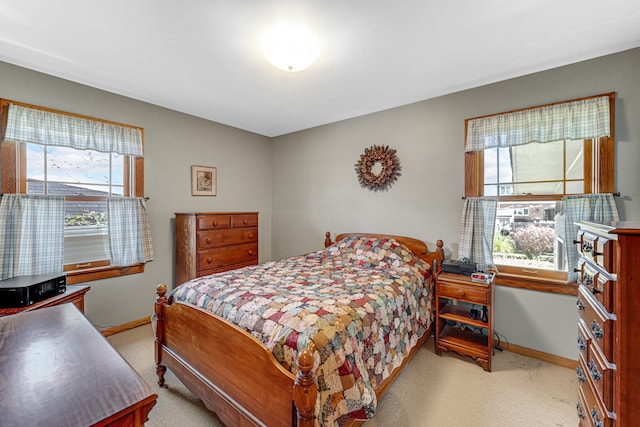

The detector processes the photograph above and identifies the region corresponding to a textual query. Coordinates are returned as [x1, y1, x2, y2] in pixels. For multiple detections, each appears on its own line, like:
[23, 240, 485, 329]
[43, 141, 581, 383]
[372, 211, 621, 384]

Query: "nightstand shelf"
[438, 304, 488, 329]
[435, 271, 494, 371]
[439, 324, 488, 350]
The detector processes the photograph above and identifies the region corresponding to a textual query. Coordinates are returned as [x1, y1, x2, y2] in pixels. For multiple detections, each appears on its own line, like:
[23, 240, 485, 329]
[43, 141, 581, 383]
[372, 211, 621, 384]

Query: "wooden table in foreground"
[0, 303, 157, 426]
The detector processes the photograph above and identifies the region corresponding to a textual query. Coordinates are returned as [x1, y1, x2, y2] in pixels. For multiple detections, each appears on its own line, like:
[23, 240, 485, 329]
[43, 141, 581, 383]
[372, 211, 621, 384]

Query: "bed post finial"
[324, 231, 333, 247]
[293, 349, 318, 427]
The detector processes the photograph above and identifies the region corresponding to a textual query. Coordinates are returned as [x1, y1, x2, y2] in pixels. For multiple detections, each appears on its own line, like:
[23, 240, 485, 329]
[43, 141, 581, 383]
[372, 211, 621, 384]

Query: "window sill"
[65, 263, 145, 284]
[494, 272, 578, 296]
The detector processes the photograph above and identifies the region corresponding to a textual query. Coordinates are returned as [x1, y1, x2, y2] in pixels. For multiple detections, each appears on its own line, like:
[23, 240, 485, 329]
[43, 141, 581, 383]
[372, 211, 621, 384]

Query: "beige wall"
[271, 48, 640, 359]
[0, 61, 273, 329]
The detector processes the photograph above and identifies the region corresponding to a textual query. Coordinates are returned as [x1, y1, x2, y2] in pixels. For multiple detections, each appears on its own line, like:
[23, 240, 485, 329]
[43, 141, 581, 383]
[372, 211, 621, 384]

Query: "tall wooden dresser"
[175, 212, 258, 286]
[574, 221, 640, 427]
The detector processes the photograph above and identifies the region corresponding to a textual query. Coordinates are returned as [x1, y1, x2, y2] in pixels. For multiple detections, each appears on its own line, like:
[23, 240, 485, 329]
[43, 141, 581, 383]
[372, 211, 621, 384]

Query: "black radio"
[441, 259, 478, 275]
[0, 274, 66, 308]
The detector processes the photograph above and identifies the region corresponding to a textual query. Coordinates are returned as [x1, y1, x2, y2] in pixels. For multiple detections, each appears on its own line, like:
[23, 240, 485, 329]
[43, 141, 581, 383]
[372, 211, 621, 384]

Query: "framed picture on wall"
[191, 165, 217, 196]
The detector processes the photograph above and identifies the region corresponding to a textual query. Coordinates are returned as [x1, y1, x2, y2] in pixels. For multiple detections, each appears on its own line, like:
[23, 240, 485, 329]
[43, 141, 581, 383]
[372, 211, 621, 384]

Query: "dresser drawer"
[197, 243, 258, 272]
[437, 281, 489, 305]
[197, 215, 232, 230]
[232, 214, 258, 228]
[199, 260, 258, 277]
[588, 341, 615, 413]
[578, 231, 614, 273]
[577, 386, 590, 427]
[197, 227, 258, 249]
[577, 285, 615, 361]
[579, 370, 615, 427]
[577, 354, 588, 390]
[580, 262, 614, 312]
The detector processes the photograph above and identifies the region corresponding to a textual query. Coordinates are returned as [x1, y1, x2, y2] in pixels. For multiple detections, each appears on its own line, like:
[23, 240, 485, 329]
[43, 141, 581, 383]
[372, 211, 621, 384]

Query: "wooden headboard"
[324, 232, 444, 268]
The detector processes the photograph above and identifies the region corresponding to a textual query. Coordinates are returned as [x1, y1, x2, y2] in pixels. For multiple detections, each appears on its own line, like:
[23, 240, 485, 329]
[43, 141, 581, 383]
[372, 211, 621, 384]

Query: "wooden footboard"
[154, 284, 317, 427]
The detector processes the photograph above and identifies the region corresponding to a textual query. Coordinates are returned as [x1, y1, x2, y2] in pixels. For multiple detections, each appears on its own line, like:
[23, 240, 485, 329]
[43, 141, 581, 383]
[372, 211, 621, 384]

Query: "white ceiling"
[1, 1, 639, 137]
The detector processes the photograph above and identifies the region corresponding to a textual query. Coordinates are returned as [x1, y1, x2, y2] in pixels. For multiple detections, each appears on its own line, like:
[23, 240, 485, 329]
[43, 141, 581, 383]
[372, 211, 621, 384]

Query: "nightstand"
[435, 271, 494, 371]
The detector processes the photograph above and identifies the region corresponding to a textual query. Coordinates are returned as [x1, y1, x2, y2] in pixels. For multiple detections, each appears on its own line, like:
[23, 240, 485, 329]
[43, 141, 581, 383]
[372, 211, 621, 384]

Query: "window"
[484, 139, 587, 197]
[1, 99, 147, 284]
[464, 93, 615, 294]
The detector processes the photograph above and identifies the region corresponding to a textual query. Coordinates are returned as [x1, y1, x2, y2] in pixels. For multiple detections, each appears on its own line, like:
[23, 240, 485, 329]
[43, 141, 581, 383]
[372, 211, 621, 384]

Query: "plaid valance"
[465, 95, 611, 152]
[5, 104, 143, 157]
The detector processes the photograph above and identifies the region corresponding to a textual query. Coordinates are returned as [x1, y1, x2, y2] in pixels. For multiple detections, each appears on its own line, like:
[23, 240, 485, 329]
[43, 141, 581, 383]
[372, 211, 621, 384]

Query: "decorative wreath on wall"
[354, 145, 402, 191]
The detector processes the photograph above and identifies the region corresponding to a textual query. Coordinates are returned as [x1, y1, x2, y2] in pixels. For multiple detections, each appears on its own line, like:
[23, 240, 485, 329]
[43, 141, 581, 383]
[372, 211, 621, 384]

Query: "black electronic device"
[441, 259, 478, 275]
[0, 274, 66, 308]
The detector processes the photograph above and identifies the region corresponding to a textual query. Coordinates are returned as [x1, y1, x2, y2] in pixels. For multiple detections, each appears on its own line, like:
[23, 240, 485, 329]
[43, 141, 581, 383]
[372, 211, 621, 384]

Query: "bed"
[154, 232, 444, 427]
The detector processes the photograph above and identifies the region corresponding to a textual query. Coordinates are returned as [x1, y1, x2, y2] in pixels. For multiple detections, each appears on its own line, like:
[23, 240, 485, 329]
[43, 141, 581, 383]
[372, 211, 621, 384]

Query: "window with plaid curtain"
[1, 99, 152, 282]
[462, 94, 615, 284]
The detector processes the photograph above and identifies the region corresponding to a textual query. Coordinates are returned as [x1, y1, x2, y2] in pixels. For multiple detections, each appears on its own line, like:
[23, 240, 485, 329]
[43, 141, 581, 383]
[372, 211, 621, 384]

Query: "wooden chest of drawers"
[175, 212, 258, 286]
[574, 221, 640, 427]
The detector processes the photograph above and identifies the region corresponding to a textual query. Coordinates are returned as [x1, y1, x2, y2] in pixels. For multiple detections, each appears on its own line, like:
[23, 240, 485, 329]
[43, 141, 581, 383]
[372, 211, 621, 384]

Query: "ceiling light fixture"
[262, 23, 319, 73]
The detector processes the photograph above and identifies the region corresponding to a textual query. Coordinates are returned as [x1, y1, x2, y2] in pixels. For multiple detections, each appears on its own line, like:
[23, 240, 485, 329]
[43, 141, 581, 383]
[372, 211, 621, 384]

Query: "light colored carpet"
[107, 324, 577, 426]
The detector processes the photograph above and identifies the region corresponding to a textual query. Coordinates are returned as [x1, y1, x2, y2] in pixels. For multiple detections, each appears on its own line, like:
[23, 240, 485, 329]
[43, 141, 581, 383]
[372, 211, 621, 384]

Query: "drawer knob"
[591, 320, 604, 339]
[573, 268, 581, 273]
[588, 360, 602, 381]
[590, 287, 601, 295]
[576, 298, 585, 311]
[243, 219, 249, 225]
[248, 233, 254, 239]
[206, 257, 212, 264]
[591, 407, 604, 427]
[248, 250, 254, 256]
[576, 366, 585, 383]
[212, 221, 218, 227]
[456, 290, 466, 297]
[205, 237, 211, 244]
[576, 402, 585, 420]
[577, 336, 586, 351]
[573, 239, 581, 245]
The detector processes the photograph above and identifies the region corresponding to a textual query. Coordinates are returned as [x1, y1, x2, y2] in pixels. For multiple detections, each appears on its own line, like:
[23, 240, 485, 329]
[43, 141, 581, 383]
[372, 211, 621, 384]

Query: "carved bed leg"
[155, 284, 168, 388]
[293, 349, 318, 427]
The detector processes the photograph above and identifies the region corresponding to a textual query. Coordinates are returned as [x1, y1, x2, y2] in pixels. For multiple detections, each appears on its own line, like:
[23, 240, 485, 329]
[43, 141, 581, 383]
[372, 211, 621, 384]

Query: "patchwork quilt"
[171, 236, 434, 426]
